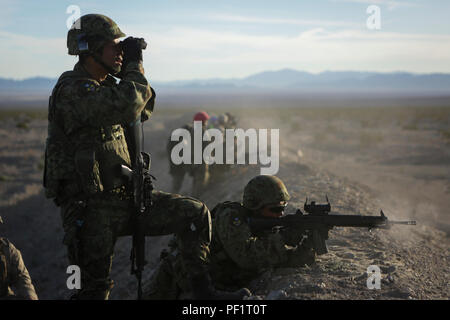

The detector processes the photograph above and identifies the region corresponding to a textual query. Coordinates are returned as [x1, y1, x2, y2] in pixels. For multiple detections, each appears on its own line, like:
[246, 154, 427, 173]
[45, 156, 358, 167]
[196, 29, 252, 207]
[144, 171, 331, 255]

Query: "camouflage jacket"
[0, 238, 38, 300]
[44, 61, 154, 203]
[209, 202, 315, 289]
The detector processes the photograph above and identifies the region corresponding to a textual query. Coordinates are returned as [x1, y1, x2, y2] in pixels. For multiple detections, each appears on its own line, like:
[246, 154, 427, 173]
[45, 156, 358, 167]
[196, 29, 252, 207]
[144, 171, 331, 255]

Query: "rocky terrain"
[0, 105, 449, 300]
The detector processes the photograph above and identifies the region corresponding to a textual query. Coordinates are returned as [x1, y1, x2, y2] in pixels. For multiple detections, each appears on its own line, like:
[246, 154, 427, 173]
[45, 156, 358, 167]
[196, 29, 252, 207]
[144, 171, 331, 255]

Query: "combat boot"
[190, 274, 251, 300]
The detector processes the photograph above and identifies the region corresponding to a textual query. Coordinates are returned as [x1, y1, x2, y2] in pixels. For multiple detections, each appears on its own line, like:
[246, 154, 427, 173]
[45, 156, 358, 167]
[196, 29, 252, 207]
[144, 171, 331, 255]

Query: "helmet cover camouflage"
[67, 14, 126, 55]
[242, 175, 290, 210]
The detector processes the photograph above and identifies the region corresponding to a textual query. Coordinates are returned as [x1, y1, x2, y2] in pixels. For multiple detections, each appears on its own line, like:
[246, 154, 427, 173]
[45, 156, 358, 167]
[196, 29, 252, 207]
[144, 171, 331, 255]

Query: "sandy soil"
[0, 105, 448, 299]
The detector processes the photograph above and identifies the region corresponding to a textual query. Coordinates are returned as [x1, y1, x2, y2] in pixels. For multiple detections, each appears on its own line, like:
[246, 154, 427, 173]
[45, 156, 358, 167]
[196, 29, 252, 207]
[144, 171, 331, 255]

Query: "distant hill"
[152, 69, 450, 92]
[1, 69, 450, 95]
[0, 77, 56, 92]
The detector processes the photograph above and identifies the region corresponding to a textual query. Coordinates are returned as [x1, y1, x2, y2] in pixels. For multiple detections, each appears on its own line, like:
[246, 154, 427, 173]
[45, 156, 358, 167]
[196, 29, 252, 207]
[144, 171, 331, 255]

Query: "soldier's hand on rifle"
[279, 227, 305, 247]
[299, 230, 316, 250]
[286, 244, 316, 267]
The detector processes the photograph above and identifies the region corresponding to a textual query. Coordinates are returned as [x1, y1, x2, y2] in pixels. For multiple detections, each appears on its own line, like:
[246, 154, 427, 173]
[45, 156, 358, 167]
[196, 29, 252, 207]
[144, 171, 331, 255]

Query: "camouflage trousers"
[60, 190, 211, 300]
[169, 162, 209, 198]
[144, 243, 255, 300]
[144, 248, 191, 300]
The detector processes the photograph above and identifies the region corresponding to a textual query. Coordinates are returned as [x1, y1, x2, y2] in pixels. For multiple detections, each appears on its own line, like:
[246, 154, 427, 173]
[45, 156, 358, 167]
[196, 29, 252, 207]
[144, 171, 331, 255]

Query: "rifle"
[121, 118, 153, 299]
[248, 196, 416, 255]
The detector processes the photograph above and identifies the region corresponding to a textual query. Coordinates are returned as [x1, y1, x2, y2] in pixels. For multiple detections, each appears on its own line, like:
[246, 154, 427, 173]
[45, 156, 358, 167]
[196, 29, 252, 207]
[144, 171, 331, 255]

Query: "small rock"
[368, 252, 385, 260]
[244, 295, 264, 300]
[265, 290, 288, 300]
[382, 274, 395, 285]
[386, 288, 412, 299]
[340, 252, 355, 259]
[387, 274, 395, 283]
[380, 265, 396, 273]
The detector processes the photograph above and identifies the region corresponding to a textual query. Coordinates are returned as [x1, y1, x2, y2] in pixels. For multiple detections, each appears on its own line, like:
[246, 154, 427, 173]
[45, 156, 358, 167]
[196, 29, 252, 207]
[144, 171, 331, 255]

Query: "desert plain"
[0, 93, 449, 299]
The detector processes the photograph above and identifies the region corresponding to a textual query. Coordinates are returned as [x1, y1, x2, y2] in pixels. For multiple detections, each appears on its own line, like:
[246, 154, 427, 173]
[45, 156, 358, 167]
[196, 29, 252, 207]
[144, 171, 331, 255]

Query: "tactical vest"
[0, 238, 9, 297]
[210, 201, 245, 262]
[209, 202, 257, 290]
[43, 70, 131, 204]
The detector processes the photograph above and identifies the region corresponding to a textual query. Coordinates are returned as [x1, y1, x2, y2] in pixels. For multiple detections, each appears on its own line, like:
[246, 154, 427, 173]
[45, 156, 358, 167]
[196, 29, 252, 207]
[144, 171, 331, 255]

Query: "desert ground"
[0, 98, 449, 300]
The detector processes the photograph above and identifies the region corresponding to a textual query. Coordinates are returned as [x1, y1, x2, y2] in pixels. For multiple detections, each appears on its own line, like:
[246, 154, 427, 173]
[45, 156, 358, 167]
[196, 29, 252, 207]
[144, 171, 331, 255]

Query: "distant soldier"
[167, 111, 210, 198]
[0, 216, 38, 300]
[206, 115, 219, 129]
[208, 113, 236, 184]
[44, 14, 248, 300]
[224, 112, 237, 128]
[217, 114, 228, 130]
[144, 175, 315, 299]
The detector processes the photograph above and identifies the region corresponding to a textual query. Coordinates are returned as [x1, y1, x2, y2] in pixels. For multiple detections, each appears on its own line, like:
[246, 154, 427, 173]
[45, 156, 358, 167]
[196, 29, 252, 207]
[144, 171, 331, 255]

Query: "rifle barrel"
[390, 220, 416, 225]
[249, 213, 417, 231]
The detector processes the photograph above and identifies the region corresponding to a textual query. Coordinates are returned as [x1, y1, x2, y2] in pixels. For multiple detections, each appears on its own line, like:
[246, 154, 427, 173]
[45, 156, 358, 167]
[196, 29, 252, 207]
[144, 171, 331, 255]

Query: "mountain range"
[1, 69, 450, 94]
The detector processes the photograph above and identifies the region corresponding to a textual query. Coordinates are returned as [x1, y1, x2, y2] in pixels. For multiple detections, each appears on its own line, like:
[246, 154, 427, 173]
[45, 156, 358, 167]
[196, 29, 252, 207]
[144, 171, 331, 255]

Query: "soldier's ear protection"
[77, 33, 89, 53]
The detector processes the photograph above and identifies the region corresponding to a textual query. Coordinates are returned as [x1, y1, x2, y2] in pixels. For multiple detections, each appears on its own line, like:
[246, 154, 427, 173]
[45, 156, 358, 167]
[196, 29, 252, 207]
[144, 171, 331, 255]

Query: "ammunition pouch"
[43, 135, 76, 202]
[74, 147, 103, 195]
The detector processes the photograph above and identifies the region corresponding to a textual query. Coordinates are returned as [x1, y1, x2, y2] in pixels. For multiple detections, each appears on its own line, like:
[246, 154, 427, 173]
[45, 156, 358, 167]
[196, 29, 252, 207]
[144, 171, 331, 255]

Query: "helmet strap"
[91, 52, 119, 76]
[85, 36, 120, 76]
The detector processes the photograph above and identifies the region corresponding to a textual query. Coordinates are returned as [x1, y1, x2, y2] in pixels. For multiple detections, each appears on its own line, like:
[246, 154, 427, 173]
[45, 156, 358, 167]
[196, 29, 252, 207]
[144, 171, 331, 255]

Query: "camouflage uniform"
[208, 201, 315, 290]
[144, 177, 316, 299]
[167, 122, 209, 198]
[207, 114, 235, 185]
[44, 15, 214, 299]
[0, 236, 38, 300]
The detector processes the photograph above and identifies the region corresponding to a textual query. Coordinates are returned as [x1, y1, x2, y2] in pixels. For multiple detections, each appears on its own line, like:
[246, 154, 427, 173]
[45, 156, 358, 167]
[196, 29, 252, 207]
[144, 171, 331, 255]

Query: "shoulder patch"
[82, 82, 99, 93]
[72, 80, 100, 97]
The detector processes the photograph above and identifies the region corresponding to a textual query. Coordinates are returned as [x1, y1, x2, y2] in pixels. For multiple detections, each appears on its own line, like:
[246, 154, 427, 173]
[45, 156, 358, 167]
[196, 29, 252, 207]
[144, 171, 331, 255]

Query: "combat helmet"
[218, 114, 228, 126]
[242, 175, 290, 210]
[67, 14, 126, 55]
[193, 111, 210, 124]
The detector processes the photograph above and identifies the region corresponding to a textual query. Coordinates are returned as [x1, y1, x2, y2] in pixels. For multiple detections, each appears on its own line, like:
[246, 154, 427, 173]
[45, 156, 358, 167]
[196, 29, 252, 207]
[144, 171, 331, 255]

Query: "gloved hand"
[279, 227, 304, 246]
[120, 36, 147, 63]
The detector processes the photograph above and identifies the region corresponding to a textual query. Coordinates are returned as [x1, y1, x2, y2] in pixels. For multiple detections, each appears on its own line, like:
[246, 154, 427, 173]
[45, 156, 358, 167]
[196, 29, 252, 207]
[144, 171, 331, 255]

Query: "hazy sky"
[0, 0, 449, 81]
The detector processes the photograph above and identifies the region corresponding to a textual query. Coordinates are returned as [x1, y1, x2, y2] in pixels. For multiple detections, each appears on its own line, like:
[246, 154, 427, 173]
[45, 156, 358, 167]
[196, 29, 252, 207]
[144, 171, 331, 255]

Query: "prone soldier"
[144, 175, 315, 299]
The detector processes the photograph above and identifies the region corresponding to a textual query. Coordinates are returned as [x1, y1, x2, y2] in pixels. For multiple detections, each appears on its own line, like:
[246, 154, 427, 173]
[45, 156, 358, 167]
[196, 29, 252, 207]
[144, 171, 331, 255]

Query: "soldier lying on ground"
[144, 175, 316, 299]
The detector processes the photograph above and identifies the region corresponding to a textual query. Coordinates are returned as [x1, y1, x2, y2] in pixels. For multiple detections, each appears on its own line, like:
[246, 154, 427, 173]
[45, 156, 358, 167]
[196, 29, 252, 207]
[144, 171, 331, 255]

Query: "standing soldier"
[144, 175, 316, 299]
[43, 14, 249, 300]
[0, 216, 38, 300]
[167, 111, 210, 198]
[208, 113, 236, 185]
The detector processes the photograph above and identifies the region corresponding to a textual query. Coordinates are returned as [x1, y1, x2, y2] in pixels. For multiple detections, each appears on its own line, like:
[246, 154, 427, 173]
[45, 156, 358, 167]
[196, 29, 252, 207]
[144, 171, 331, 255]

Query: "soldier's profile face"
[101, 39, 123, 74]
[260, 202, 287, 218]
